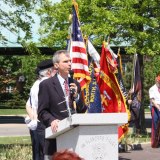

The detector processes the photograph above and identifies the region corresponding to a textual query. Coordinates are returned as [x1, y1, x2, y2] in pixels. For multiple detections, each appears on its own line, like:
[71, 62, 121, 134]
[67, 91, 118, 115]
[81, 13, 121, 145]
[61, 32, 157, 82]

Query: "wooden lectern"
[45, 113, 128, 160]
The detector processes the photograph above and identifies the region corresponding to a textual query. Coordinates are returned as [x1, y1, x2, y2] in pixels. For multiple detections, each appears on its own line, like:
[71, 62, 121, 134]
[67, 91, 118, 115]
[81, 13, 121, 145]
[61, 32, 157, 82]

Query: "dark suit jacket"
[38, 74, 86, 127]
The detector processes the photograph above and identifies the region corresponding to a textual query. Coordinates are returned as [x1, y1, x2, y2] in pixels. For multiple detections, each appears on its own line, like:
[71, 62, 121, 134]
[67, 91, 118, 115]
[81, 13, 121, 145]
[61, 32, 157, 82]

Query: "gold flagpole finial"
[118, 47, 120, 55]
[72, 0, 80, 23]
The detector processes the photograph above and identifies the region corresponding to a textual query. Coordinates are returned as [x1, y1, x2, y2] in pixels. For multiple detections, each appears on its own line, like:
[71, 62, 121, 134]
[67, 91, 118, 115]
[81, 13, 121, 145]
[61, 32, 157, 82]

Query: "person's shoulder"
[30, 79, 41, 90]
[40, 75, 57, 86]
[40, 77, 51, 84]
[149, 84, 156, 91]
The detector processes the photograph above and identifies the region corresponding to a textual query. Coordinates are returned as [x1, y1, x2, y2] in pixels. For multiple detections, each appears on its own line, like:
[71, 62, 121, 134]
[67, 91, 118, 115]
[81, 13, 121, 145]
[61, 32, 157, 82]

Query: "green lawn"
[0, 109, 26, 115]
[0, 136, 31, 144]
[0, 108, 150, 115]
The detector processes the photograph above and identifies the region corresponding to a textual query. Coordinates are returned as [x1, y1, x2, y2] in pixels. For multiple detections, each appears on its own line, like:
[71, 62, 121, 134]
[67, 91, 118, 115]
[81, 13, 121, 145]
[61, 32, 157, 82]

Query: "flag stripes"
[71, 1, 91, 89]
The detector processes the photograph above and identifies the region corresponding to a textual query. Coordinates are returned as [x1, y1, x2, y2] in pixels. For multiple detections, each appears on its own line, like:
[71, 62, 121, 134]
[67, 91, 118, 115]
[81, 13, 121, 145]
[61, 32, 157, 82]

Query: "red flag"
[98, 41, 128, 141]
[70, 1, 91, 90]
[98, 42, 126, 113]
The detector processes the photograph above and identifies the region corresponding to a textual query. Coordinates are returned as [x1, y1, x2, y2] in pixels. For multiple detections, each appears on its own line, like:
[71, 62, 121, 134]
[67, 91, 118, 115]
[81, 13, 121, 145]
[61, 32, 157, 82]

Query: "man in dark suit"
[38, 50, 86, 160]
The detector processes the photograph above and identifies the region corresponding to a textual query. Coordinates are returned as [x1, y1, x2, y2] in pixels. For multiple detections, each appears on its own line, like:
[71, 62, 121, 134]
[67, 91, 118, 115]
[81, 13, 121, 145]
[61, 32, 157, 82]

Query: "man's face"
[56, 53, 71, 77]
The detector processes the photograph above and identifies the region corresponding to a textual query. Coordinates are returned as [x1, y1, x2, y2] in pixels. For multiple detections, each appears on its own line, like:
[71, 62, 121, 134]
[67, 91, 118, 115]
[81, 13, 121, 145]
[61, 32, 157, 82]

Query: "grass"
[0, 109, 26, 115]
[121, 126, 151, 148]
[0, 136, 32, 160]
[0, 144, 32, 160]
[0, 109, 150, 116]
[0, 107, 150, 115]
[0, 136, 31, 144]
[124, 132, 151, 144]
[145, 108, 151, 113]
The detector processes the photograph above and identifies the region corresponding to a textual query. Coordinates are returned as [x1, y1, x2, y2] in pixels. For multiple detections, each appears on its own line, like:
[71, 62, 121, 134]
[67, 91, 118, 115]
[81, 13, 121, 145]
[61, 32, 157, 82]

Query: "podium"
[45, 113, 128, 160]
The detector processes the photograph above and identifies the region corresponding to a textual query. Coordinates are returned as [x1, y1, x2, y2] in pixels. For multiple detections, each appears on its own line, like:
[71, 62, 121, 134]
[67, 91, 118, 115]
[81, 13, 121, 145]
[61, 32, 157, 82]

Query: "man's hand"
[151, 98, 160, 111]
[69, 83, 78, 98]
[51, 119, 60, 132]
[127, 99, 132, 105]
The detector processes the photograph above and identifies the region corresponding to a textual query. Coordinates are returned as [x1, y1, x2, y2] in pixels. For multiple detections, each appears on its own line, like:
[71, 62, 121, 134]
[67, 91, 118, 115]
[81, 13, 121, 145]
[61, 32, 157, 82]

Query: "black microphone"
[68, 70, 75, 95]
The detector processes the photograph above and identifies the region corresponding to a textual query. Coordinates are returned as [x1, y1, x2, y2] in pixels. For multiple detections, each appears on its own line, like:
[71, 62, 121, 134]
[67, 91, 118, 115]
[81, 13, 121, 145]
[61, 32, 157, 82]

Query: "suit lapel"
[52, 75, 65, 100]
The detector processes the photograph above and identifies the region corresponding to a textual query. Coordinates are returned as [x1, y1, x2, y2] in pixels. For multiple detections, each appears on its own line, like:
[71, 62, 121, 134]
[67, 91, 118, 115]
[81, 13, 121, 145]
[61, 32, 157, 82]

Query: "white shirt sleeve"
[30, 81, 40, 111]
[149, 87, 155, 99]
[149, 84, 160, 104]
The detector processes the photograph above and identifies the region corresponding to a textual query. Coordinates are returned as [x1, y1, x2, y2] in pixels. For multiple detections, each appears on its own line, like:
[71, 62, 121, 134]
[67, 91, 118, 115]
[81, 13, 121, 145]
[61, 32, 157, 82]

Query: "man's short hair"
[52, 50, 69, 64]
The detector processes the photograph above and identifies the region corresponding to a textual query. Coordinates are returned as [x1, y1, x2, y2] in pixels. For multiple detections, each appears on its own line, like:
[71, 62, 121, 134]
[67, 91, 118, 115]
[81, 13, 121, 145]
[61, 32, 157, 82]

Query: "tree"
[0, 0, 41, 44]
[0, 1, 50, 107]
[143, 55, 160, 106]
[37, 0, 160, 55]
[0, 49, 50, 108]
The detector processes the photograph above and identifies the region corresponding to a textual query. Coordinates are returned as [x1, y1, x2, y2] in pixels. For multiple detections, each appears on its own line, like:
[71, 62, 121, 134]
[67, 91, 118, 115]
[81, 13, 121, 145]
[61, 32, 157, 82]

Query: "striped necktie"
[64, 79, 69, 96]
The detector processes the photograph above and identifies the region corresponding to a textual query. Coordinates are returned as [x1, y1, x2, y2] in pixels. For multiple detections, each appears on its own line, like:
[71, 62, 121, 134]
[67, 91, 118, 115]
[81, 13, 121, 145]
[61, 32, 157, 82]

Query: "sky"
[0, 0, 61, 47]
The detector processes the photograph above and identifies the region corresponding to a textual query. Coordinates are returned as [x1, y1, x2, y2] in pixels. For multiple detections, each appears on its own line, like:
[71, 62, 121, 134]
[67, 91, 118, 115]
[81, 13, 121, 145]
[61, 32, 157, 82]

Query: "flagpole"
[131, 53, 137, 93]
[117, 48, 123, 75]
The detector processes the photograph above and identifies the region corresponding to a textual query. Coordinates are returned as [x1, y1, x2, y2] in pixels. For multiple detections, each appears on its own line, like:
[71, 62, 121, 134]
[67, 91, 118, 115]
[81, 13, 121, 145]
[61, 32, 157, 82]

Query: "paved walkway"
[0, 123, 29, 137]
[119, 143, 160, 160]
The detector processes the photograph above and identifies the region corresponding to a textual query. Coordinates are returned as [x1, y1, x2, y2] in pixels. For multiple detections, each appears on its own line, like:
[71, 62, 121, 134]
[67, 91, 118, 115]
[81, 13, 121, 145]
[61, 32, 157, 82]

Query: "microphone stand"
[65, 95, 72, 124]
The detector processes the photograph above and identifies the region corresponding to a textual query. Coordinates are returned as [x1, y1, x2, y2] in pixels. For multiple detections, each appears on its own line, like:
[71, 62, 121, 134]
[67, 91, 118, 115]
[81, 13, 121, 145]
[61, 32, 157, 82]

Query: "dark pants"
[30, 122, 46, 160]
[37, 122, 57, 158]
[37, 122, 46, 160]
[130, 106, 140, 133]
[44, 138, 57, 156]
[30, 129, 39, 160]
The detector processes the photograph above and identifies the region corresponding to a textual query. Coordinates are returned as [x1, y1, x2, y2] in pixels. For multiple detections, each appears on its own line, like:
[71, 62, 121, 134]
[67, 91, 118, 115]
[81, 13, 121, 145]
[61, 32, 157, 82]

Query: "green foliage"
[1, 0, 160, 55]
[0, 0, 39, 43]
[1, 0, 160, 109]
[36, 0, 72, 48]
[36, 0, 160, 55]
[143, 55, 160, 105]
[0, 43, 51, 108]
[122, 55, 160, 107]
[123, 61, 133, 91]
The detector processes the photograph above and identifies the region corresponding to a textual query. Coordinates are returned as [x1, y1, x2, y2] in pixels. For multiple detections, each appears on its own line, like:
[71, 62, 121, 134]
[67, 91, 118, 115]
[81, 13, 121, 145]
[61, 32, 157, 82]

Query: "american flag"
[71, 2, 91, 90]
